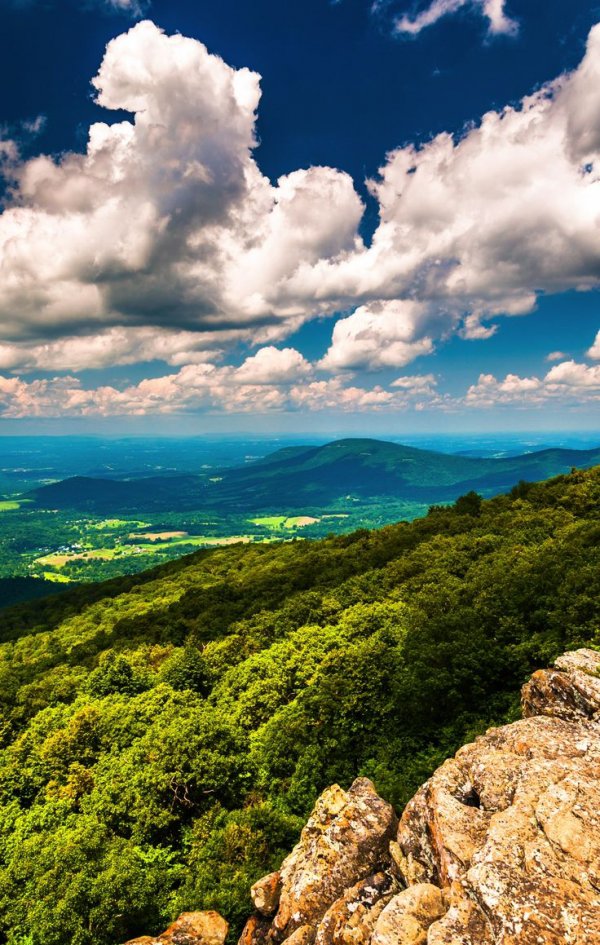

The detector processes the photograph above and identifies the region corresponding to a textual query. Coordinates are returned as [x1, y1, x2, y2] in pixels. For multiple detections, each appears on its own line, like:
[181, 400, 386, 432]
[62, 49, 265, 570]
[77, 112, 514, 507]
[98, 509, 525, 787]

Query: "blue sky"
[0, 0, 599, 432]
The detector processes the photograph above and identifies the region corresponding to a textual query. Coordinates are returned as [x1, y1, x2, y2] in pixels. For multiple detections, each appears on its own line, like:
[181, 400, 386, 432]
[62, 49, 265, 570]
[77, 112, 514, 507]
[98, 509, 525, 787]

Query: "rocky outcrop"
[270, 778, 397, 941]
[521, 648, 600, 721]
[241, 648, 600, 945]
[125, 911, 228, 945]
[125, 650, 600, 945]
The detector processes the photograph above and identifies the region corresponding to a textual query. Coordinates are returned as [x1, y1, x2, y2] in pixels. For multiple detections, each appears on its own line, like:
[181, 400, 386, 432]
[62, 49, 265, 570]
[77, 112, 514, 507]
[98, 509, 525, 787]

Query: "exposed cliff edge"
[126, 649, 600, 945]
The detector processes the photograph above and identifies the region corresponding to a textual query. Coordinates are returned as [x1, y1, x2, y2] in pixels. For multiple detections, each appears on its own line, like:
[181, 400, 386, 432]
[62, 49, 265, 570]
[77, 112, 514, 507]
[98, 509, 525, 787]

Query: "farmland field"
[250, 514, 320, 528]
[0, 497, 429, 587]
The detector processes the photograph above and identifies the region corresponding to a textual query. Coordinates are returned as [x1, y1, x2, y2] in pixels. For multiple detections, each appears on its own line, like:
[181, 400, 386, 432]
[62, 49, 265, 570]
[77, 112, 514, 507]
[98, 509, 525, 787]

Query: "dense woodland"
[0, 467, 598, 945]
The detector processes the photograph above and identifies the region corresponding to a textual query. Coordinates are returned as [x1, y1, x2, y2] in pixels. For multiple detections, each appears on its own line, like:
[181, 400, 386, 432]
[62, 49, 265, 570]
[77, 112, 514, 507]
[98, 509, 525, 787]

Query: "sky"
[0, 0, 599, 434]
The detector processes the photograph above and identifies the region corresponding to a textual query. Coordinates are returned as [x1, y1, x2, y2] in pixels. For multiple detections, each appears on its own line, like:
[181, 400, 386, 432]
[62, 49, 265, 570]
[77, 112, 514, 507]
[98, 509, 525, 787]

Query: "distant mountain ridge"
[27, 437, 600, 512]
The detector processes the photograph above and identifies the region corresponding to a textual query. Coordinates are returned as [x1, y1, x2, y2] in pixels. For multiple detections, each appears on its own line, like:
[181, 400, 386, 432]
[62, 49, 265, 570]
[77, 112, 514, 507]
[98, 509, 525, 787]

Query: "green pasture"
[250, 515, 320, 529]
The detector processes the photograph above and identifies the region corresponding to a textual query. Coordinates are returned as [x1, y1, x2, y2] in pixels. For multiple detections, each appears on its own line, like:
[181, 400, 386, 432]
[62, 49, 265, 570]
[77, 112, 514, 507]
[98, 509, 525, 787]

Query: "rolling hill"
[27, 437, 600, 512]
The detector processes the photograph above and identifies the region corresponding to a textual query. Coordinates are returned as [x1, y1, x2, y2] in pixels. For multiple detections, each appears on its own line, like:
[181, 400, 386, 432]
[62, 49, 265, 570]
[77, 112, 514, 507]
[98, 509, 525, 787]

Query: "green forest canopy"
[0, 467, 598, 945]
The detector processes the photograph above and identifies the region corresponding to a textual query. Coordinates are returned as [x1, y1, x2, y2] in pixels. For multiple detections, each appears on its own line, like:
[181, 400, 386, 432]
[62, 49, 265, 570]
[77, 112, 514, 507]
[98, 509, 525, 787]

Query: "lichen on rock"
[125, 911, 229, 945]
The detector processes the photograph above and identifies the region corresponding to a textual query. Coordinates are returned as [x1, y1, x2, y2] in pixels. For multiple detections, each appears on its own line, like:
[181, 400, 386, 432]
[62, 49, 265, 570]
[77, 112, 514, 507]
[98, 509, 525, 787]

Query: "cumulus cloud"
[587, 331, 600, 359]
[545, 359, 600, 389]
[290, 375, 448, 411]
[234, 346, 311, 384]
[394, 0, 518, 37]
[0, 20, 362, 350]
[277, 22, 600, 374]
[465, 360, 600, 408]
[546, 351, 568, 362]
[330, 27, 600, 316]
[4, 20, 600, 415]
[319, 300, 438, 371]
[2, 353, 598, 418]
[0, 353, 444, 417]
[0, 349, 309, 418]
[0, 327, 250, 373]
[390, 372, 437, 391]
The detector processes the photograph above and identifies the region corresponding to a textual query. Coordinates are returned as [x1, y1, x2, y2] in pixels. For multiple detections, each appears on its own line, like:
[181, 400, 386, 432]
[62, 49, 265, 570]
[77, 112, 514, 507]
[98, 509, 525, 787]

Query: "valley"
[1, 434, 600, 599]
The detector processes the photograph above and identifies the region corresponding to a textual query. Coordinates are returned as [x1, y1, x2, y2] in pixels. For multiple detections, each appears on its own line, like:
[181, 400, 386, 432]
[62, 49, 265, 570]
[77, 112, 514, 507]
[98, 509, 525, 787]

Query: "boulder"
[269, 778, 397, 940]
[522, 648, 600, 721]
[314, 872, 398, 945]
[251, 871, 282, 917]
[370, 884, 446, 945]
[125, 911, 229, 945]
[153, 649, 600, 945]
[283, 927, 316, 945]
[238, 915, 271, 945]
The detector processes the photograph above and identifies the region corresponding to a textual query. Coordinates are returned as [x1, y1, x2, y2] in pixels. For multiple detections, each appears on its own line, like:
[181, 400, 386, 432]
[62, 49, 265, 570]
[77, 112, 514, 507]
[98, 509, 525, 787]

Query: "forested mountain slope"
[28, 438, 600, 512]
[0, 467, 599, 945]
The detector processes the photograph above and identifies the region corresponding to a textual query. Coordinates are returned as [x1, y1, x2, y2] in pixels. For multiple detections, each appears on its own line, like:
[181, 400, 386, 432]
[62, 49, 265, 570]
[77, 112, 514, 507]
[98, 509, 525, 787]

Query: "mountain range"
[27, 437, 600, 512]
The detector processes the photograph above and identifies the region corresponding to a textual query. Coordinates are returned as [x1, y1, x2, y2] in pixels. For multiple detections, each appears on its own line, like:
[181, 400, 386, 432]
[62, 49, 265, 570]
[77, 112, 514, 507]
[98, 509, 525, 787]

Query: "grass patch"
[250, 516, 288, 528]
[128, 531, 190, 541]
[0, 501, 20, 511]
[90, 519, 149, 529]
[250, 515, 320, 529]
[284, 516, 320, 527]
[40, 571, 73, 583]
[148, 536, 255, 549]
[34, 536, 257, 570]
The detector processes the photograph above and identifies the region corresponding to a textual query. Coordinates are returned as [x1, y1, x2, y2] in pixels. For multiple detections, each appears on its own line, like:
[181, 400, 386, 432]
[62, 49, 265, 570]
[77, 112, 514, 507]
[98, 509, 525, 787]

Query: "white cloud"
[3, 353, 598, 418]
[0, 355, 444, 417]
[335, 28, 600, 314]
[0, 327, 246, 373]
[587, 331, 600, 359]
[278, 22, 600, 372]
[319, 300, 437, 371]
[465, 360, 600, 408]
[3, 20, 600, 415]
[289, 378, 395, 411]
[234, 346, 311, 385]
[545, 359, 600, 389]
[0, 20, 362, 350]
[546, 350, 568, 362]
[0, 359, 289, 418]
[394, 0, 518, 37]
[390, 372, 437, 391]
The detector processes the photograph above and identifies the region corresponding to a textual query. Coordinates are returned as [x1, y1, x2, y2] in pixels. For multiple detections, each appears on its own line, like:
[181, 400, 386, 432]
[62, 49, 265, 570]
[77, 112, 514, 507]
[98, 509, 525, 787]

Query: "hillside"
[0, 576, 77, 610]
[212, 438, 600, 505]
[0, 465, 598, 945]
[27, 473, 204, 513]
[27, 437, 600, 512]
